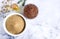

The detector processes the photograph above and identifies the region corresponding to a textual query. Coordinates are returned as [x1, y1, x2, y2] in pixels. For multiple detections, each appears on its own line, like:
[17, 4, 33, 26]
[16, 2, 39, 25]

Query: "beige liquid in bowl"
[6, 15, 25, 35]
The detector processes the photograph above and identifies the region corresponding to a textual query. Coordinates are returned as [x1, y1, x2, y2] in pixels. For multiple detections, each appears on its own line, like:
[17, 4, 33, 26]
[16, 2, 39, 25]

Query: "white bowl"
[3, 13, 26, 36]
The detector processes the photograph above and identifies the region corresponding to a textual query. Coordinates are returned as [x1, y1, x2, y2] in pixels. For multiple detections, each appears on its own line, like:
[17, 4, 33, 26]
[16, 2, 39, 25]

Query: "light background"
[0, 0, 60, 39]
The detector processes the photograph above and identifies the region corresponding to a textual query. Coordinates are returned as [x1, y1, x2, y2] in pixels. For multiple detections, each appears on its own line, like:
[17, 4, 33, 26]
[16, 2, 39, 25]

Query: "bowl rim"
[3, 13, 26, 36]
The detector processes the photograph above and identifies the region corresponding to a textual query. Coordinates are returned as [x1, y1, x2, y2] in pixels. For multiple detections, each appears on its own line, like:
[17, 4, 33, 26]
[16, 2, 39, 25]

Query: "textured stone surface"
[0, 0, 60, 39]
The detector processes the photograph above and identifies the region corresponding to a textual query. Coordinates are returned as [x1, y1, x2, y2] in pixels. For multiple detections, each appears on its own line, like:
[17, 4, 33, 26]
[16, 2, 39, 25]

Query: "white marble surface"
[0, 0, 60, 39]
